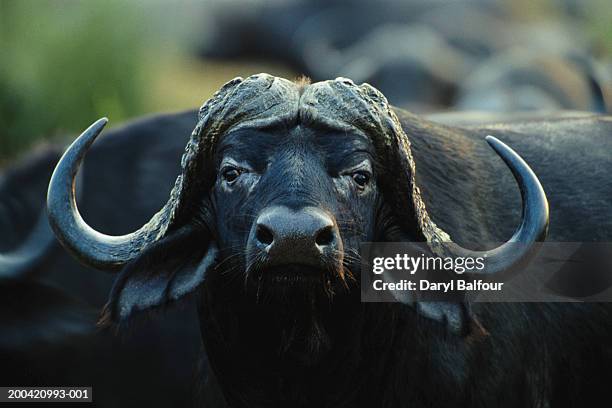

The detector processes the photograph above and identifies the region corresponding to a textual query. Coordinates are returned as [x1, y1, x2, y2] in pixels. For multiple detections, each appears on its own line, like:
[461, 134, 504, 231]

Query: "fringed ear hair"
[99, 225, 218, 324]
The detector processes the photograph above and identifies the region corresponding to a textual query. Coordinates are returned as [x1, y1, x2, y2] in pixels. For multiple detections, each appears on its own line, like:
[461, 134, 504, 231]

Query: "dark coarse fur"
[4, 108, 612, 407]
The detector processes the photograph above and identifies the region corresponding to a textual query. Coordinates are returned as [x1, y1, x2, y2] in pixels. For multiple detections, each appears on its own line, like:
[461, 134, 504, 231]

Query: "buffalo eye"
[351, 170, 371, 189]
[222, 167, 242, 184]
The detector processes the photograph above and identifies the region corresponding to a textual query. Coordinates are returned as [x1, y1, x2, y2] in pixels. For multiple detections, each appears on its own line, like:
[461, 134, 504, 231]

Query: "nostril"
[255, 224, 274, 246]
[315, 226, 335, 247]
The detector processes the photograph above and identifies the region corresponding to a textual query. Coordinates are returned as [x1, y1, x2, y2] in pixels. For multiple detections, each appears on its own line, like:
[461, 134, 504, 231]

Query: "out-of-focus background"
[1, 0, 610, 164]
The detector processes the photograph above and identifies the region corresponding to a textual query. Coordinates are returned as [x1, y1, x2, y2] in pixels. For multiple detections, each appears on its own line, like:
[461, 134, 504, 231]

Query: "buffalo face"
[211, 125, 379, 301]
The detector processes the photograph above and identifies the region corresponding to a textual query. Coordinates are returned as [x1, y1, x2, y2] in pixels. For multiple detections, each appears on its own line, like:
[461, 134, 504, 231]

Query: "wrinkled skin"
[210, 125, 380, 303]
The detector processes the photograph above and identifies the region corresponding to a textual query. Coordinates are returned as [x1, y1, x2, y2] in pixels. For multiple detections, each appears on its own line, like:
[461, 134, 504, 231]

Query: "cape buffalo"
[0, 146, 63, 278]
[3, 74, 612, 407]
[457, 49, 608, 113]
[3, 75, 612, 406]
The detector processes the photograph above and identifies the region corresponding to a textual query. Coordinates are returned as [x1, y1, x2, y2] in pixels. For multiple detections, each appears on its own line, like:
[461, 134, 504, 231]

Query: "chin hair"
[275, 294, 333, 366]
[243, 265, 358, 365]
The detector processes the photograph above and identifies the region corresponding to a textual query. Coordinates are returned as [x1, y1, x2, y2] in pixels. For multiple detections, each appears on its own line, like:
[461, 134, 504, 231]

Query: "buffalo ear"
[379, 218, 480, 336]
[416, 302, 470, 335]
[100, 225, 217, 324]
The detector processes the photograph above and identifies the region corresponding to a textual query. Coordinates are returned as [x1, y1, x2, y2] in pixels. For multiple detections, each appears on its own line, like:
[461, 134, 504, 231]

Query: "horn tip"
[484, 135, 507, 155]
[84, 118, 109, 140]
[485, 134, 500, 144]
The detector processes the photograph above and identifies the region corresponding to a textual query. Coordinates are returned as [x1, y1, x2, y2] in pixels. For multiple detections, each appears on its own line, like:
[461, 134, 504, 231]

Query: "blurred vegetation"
[512, 0, 612, 55]
[584, 0, 612, 55]
[0, 0, 293, 164]
[0, 1, 149, 162]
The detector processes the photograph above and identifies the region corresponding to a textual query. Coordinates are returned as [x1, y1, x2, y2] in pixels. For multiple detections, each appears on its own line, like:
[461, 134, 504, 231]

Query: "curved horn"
[47, 118, 169, 271]
[439, 136, 549, 274]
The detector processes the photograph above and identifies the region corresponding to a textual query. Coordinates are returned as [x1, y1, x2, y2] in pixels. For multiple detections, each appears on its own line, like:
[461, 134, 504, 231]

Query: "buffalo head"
[46, 74, 548, 332]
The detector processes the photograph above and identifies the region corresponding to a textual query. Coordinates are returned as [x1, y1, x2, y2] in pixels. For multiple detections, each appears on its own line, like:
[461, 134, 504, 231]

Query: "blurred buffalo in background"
[0, 113, 201, 407]
[197, 0, 611, 112]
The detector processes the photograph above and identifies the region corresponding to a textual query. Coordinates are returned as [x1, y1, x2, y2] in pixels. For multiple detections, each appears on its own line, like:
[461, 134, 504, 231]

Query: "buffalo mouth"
[246, 262, 349, 301]
[265, 264, 324, 284]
